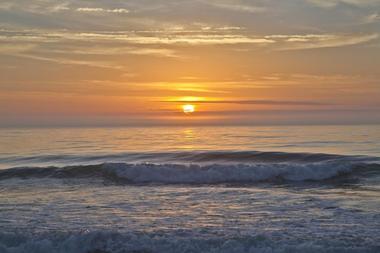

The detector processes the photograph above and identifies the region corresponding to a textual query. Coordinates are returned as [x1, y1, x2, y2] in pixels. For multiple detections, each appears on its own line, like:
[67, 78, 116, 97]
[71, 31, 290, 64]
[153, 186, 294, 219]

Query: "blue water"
[0, 125, 379, 253]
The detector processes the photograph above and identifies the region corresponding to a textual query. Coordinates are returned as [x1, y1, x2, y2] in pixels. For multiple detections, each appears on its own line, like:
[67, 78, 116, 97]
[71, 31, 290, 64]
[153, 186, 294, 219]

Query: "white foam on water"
[1, 231, 379, 253]
[103, 161, 356, 184]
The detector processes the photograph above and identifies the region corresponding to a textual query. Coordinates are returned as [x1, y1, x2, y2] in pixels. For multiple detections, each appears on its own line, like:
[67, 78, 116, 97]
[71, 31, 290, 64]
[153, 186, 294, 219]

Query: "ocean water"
[0, 125, 379, 253]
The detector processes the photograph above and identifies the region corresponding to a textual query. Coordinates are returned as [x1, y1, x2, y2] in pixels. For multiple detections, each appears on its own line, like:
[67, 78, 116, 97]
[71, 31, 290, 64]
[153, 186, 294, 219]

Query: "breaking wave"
[0, 151, 379, 185]
[0, 150, 368, 166]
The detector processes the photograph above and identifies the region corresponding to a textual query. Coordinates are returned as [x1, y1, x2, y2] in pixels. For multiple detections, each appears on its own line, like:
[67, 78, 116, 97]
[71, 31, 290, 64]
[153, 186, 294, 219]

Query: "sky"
[0, 0, 379, 127]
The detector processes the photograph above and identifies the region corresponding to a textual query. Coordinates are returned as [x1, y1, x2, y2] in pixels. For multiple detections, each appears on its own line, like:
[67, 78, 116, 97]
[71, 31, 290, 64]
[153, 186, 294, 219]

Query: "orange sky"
[0, 0, 379, 126]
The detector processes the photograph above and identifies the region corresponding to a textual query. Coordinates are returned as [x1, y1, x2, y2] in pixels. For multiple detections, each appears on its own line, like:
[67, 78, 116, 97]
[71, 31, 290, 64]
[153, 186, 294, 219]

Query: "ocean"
[0, 125, 379, 253]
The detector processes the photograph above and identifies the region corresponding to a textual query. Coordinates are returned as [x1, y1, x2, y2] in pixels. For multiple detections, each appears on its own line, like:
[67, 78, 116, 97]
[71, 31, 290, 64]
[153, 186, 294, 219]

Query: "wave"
[1, 230, 379, 253]
[1, 151, 379, 185]
[1, 160, 379, 185]
[0, 150, 366, 165]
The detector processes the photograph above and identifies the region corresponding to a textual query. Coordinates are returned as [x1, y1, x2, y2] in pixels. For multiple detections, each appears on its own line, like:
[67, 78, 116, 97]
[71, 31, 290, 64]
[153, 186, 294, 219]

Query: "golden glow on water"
[1, 126, 379, 161]
[181, 129, 196, 149]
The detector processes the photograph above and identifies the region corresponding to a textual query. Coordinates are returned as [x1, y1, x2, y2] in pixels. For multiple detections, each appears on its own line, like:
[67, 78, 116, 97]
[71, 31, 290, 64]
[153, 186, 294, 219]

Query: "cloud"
[0, 43, 35, 53]
[0, 29, 275, 46]
[0, 1, 72, 13]
[0, 2, 13, 10]
[308, 0, 380, 8]
[162, 100, 331, 106]
[76, 7, 130, 13]
[33, 45, 179, 58]
[50, 3, 70, 12]
[274, 33, 379, 50]
[1, 29, 377, 52]
[203, 1, 266, 13]
[74, 33, 275, 45]
[127, 48, 178, 57]
[363, 13, 380, 24]
[10, 53, 123, 70]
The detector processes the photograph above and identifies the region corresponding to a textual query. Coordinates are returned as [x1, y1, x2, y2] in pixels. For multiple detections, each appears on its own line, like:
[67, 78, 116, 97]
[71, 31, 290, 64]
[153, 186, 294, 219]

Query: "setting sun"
[182, 104, 195, 114]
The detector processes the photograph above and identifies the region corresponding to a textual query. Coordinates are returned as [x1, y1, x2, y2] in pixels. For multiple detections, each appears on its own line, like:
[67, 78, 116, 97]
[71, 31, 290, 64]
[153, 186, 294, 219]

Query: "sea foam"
[0, 160, 378, 185]
[1, 231, 379, 253]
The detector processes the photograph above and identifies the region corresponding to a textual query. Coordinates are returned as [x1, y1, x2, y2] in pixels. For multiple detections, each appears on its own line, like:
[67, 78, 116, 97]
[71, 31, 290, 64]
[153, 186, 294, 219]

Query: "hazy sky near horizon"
[0, 0, 379, 126]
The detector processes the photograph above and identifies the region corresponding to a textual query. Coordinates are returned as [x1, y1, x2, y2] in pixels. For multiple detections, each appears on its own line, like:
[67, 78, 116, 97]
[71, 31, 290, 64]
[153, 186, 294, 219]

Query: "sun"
[182, 104, 195, 114]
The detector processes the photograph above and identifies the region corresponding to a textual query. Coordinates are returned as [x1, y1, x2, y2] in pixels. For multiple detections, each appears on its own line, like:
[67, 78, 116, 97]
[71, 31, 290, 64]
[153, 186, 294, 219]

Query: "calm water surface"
[0, 125, 379, 168]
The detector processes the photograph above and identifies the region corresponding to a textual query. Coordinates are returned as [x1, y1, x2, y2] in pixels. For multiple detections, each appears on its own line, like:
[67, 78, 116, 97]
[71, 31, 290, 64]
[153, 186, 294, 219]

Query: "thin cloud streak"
[9, 53, 124, 70]
[308, 0, 380, 8]
[76, 7, 130, 14]
[201, 1, 266, 13]
[162, 100, 332, 106]
[362, 13, 380, 24]
[277, 34, 379, 50]
[1, 30, 377, 49]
